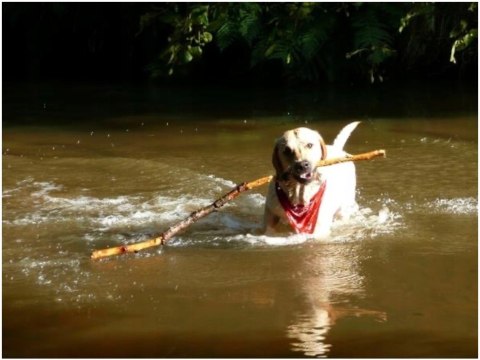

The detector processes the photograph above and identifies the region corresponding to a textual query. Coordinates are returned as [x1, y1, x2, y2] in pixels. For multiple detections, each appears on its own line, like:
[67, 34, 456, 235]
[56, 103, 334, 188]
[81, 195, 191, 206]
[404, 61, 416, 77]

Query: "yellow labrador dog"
[263, 122, 360, 237]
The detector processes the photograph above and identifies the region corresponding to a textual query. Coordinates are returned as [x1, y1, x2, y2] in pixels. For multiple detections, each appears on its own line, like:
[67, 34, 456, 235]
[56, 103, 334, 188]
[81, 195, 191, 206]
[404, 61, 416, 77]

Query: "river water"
[2, 83, 478, 357]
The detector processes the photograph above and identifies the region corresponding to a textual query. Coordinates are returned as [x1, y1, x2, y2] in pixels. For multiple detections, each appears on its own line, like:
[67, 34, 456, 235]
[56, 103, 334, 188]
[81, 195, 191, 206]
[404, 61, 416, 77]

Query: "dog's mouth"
[288, 160, 315, 184]
[293, 171, 314, 184]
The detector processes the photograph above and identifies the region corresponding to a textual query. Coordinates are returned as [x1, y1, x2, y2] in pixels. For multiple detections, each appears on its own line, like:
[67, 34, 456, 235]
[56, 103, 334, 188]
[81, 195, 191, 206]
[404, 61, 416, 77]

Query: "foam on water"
[31, 181, 64, 198]
[11, 174, 477, 251]
[426, 197, 478, 215]
[4, 172, 475, 307]
[216, 201, 404, 247]
[4, 176, 406, 247]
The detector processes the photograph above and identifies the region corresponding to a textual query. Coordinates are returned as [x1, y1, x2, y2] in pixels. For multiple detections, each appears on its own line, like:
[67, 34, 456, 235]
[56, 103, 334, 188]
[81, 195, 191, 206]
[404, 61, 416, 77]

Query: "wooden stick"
[317, 149, 386, 167]
[91, 175, 273, 259]
[91, 149, 385, 259]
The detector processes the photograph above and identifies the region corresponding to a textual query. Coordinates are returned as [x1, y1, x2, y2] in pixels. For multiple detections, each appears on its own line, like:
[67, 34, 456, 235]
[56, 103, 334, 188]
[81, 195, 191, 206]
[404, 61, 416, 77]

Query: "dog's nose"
[293, 160, 311, 174]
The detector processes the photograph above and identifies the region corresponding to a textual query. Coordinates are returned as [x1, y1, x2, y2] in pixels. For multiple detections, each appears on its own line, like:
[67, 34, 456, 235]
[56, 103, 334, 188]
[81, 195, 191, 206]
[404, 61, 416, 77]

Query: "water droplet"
[378, 206, 390, 223]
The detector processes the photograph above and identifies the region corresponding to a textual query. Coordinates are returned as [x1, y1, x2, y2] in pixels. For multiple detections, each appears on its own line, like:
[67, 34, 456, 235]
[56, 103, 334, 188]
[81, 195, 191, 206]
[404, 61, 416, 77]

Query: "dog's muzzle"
[292, 160, 314, 184]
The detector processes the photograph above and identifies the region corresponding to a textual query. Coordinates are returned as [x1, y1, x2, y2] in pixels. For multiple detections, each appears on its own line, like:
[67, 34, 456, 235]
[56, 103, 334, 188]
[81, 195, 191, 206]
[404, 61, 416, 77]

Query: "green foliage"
[139, 2, 477, 83]
[346, 3, 401, 83]
[210, 3, 262, 50]
[398, 2, 477, 69]
[451, 28, 477, 64]
[208, 3, 337, 81]
[398, 3, 435, 34]
[449, 3, 478, 64]
[3, 2, 476, 83]
[139, 4, 213, 77]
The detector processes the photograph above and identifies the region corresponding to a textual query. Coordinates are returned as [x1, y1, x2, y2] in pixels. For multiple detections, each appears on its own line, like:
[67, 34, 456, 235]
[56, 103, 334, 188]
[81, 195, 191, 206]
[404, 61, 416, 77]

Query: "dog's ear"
[272, 141, 284, 178]
[319, 136, 328, 160]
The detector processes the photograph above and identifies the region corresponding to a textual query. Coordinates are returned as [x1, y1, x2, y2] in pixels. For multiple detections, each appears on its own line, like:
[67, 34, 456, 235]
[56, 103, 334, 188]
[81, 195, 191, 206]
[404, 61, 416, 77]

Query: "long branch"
[90, 176, 273, 259]
[317, 149, 385, 167]
[91, 149, 385, 259]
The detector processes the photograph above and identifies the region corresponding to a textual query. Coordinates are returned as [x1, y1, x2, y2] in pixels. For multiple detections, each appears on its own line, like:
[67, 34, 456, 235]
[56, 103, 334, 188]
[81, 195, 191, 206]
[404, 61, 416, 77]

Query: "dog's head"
[272, 127, 327, 184]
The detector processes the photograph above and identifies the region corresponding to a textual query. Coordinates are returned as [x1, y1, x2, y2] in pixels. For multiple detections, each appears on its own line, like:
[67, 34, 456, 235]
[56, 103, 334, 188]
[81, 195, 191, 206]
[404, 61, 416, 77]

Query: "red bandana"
[275, 181, 327, 234]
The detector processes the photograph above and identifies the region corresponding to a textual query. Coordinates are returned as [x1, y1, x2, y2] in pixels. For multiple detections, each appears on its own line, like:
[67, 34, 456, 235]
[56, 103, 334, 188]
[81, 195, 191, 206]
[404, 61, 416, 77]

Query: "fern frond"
[299, 32, 321, 59]
[216, 20, 240, 51]
[265, 41, 290, 62]
[239, 11, 261, 45]
[352, 12, 393, 49]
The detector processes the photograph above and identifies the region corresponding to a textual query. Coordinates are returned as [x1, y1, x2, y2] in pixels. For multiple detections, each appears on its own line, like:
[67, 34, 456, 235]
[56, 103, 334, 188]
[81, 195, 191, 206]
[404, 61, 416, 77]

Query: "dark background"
[3, 2, 478, 88]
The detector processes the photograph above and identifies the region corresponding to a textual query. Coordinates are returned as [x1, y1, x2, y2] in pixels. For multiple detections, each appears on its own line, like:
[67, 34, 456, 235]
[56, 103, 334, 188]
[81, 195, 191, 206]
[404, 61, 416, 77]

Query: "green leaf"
[202, 31, 213, 43]
[217, 21, 239, 50]
[286, 53, 291, 64]
[190, 46, 203, 57]
[450, 28, 478, 63]
[264, 44, 276, 57]
[182, 50, 193, 63]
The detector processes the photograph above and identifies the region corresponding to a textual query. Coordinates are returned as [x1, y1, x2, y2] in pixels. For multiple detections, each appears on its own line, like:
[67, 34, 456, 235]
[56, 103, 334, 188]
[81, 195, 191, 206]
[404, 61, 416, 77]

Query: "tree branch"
[91, 149, 385, 260]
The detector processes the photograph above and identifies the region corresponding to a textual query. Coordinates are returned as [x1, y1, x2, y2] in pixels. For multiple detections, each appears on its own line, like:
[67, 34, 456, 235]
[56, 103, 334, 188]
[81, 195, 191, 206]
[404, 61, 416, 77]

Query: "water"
[2, 84, 478, 357]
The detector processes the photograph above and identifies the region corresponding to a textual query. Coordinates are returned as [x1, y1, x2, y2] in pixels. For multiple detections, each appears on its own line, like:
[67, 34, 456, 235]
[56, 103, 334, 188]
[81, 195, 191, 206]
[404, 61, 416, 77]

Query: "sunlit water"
[2, 85, 477, 357]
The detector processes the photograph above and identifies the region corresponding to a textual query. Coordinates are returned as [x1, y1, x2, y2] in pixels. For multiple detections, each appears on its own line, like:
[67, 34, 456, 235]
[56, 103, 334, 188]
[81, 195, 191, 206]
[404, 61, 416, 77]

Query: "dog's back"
[317, 122, 360, 233]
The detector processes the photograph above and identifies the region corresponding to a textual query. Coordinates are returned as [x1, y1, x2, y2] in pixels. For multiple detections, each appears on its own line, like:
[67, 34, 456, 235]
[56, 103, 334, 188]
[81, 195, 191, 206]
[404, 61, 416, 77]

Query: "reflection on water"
[286, 244, 386, 357]
[2, 86, 477, 357]
[289, 310, 333, 357]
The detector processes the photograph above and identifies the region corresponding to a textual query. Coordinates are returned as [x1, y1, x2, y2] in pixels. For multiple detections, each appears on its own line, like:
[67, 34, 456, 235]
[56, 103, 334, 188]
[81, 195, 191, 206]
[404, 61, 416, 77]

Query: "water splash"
[4, 176, 404, 246]
[5, 173, 473, 309]
[426, 197, 477, 215]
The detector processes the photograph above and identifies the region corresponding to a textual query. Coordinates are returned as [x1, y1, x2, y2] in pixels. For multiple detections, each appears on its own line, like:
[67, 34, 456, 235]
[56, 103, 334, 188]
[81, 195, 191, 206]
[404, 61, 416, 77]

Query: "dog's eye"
[306, 143, 314, 149]
[283, 146, 293, 156]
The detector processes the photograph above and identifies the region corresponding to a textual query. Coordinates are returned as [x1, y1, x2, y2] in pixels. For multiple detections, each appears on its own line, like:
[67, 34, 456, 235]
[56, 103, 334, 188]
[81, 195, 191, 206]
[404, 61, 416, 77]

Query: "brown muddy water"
[2, 84, 478, 357]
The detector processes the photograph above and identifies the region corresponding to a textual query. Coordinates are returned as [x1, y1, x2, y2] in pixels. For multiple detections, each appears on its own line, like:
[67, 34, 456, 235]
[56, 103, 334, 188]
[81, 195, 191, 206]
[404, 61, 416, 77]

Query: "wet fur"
[263, 122, 360, 237]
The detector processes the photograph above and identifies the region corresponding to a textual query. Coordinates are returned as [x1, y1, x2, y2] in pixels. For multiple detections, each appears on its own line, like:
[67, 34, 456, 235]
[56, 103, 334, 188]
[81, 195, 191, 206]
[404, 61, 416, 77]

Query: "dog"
[263, 122, 360, 238]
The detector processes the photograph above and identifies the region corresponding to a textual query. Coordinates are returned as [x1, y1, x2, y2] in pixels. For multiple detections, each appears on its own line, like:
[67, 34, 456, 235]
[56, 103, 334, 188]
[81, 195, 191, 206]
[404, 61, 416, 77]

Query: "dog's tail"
[333, 121, 360, 150]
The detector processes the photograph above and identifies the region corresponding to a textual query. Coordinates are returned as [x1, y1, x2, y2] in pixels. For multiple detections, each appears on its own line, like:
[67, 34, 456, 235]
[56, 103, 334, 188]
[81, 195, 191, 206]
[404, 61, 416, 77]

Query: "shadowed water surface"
[2, 84, 477, 357]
